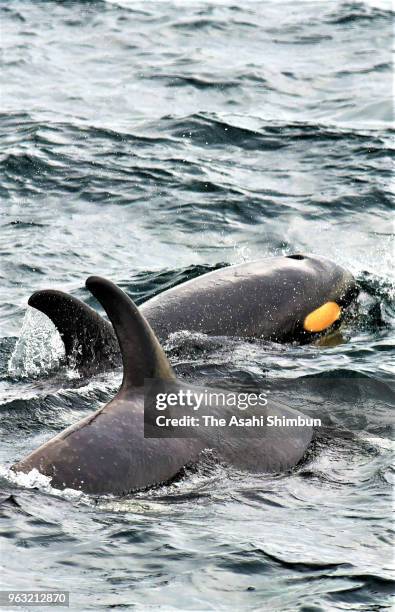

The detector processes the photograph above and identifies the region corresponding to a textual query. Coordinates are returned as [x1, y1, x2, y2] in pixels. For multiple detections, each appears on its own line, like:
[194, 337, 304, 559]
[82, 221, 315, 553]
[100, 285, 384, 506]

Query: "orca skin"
[27, 255, 358, 375]
[13, 277, 314, 495]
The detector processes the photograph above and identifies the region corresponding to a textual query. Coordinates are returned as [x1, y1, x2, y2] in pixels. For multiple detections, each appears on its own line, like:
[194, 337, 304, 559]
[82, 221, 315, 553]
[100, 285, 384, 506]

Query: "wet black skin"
[27, 254, 359, 375]
[25, 290, 121, 374]
[13, 277, 313, 495]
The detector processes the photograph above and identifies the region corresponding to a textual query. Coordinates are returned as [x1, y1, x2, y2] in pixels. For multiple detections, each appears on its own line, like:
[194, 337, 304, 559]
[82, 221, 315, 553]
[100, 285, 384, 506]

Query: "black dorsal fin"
[86, 276, 175, 390]
[28, 289, 120, 373]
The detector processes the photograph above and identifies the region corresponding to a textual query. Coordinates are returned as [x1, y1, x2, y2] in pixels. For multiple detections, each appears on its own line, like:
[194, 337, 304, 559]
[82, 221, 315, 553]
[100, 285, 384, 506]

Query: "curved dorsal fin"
[28, 289, 120, 373]
[86, 276, 175, 391]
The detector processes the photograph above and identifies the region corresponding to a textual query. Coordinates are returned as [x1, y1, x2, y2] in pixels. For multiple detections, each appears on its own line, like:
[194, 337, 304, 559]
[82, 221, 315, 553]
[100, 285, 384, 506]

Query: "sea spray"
[8, 307, 65, 378]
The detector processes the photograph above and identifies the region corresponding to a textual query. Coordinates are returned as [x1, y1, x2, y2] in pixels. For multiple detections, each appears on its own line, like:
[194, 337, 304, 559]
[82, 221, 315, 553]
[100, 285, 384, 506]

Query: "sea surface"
[0, 1, 394, 610]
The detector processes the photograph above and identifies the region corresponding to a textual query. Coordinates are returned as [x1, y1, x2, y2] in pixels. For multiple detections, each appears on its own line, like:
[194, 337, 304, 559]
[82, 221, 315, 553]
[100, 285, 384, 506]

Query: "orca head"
[271, 254, 359, 342]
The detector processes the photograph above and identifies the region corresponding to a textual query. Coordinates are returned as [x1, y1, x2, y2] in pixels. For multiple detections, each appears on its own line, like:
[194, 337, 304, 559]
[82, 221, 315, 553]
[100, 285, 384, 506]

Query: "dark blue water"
[0, 1, 394, 610]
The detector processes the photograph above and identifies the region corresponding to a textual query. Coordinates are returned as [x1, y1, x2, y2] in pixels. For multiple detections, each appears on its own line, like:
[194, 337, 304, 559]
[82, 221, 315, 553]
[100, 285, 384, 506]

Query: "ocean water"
[0, 1, 394, 610]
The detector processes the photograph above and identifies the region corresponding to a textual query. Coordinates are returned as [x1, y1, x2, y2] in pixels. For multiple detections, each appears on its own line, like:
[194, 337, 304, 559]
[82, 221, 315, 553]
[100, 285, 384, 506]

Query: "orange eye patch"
[303, 302, 341, 333]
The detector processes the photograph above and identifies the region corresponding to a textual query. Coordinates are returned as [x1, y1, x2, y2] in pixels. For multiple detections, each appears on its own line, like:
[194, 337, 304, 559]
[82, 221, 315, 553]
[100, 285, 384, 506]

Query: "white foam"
[8, 307, 65, 378]
[0, 465, 88, 503]
[359, 435, 395, 452]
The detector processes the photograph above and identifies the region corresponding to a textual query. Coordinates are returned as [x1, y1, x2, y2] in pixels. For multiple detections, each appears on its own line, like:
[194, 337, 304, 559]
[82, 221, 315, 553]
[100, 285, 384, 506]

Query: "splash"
[7, 307, 65, 378]
[1, 465, 88, 503]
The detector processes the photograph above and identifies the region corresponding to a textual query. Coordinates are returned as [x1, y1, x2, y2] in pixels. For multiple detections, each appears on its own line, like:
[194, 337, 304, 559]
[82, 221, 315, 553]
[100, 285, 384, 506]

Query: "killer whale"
[27, 255, 358, 375]
[13, 277, 314, 495]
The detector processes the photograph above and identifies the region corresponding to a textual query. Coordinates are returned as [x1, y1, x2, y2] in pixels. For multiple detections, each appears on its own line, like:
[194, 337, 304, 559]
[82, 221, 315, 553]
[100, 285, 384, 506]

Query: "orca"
[27, 255, 358, 375]
[12, 277, 314, 495]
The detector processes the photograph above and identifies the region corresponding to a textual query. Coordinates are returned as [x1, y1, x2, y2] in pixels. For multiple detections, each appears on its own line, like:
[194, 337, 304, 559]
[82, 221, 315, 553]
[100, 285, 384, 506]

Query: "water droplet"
[7, 307, 65, 378]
